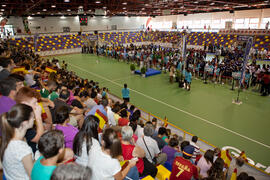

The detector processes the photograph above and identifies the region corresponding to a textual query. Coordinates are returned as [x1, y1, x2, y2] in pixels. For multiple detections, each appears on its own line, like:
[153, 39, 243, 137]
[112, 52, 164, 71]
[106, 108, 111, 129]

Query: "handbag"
[142, 137, 157, 165]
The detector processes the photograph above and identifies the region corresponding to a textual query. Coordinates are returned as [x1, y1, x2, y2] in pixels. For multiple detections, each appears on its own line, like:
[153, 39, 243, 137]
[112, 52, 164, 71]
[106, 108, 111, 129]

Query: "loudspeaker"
[94, 30, 98, 34]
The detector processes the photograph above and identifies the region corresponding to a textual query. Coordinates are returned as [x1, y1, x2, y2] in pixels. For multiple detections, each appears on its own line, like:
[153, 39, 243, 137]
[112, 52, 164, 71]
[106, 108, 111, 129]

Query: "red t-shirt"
[170, 156, 198, 180]
[121, 143, 144, 174]
[263, 74, 270, 84]
[118, 118, 129, 126]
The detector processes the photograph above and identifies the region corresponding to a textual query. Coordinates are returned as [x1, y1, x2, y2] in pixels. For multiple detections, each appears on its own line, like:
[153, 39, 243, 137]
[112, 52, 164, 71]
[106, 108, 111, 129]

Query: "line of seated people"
[0, 40, 257, 180]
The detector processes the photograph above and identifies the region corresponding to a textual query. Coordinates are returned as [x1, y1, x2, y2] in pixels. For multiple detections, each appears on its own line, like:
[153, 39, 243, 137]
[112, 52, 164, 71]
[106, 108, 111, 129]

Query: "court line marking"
[68, 62, 270, 149]
[111, 75, 135, 82]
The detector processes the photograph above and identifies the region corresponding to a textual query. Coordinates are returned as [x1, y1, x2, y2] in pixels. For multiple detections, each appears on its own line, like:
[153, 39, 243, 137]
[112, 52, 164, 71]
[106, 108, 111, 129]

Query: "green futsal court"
[53, 53, 270, 170]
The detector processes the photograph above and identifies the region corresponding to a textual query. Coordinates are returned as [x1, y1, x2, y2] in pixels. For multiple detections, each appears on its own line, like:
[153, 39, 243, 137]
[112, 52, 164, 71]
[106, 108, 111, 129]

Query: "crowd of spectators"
[83, 36, 270, 95]
[0, 38, 260, 180]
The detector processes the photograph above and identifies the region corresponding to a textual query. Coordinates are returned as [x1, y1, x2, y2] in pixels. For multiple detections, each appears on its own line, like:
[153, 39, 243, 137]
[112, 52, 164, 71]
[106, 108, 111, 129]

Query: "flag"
[239, 151, 248, 163]
[230, 168, 237, 180]
[163, 116, 168, 128]
[182, 33, 187, 69]
[240, 37, 253, 86]
[219, 149, 232, 168]
[38, 102, 48, 120]
[120, 160, 129, 171]
[11, 66, 27, 74]
[34, 34, 39, 52]
[45, 67, 57, 73]
[94, 109, 108, 132]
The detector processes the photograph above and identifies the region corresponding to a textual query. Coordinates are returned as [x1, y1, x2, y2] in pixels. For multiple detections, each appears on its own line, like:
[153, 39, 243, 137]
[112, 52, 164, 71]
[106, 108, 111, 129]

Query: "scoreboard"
[79, 15, 88, 26]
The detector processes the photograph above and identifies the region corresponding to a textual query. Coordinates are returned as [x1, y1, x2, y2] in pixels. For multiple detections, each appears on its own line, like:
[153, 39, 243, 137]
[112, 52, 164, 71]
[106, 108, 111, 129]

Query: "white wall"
[5, 8, 270, 34]
[6, 16, 149, 34]
[150, 8, 270, 30]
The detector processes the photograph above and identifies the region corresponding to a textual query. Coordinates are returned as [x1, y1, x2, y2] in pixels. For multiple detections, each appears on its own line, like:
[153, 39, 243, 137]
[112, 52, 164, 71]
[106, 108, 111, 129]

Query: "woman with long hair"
[207, 157, 226, 180]
[15, 86, 44, 153]
[197, 149, 214, 178]
[88, 128, 137, 180]
[0, 104, 39, 180]
[73, 115, 101, 166]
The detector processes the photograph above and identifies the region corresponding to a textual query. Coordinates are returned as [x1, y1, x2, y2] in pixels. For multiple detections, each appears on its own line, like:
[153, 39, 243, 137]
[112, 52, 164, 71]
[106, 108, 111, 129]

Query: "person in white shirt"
[84, 91, 97, 110]
[190, 135, 201, 162]
[107, 99, 116, 126]
[73, 115, 101, 166]
[136, 123, 167, 165]
[88, 128, 137, 180]
[24, 64, 37, 87]
[1, 104, 41, 180]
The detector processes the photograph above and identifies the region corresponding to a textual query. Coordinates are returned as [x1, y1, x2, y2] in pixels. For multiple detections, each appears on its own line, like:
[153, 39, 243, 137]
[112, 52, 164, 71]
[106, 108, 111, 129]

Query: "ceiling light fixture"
[210, 2, 215, 5]
[64, 0, 70, 2]
[122, 2, 127, 5]
[51, 5, 56, 8]
[43, 9, 47, 11]
[67, 9, 71, 11]
[96, 1, 101, 3]
[1, 9, 4, 11]
[2, 4, 6, 7]
[103, 6, 107, 9]
[123, 7, 126, 9]
[194, 1, 198, 4]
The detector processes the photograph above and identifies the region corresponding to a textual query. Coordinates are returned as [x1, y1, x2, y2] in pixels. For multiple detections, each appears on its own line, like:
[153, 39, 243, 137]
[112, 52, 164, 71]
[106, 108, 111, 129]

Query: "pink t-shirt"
[55, 123, 78, 149]
[197, 156, 212, 178]
[67, 90, 75, 105]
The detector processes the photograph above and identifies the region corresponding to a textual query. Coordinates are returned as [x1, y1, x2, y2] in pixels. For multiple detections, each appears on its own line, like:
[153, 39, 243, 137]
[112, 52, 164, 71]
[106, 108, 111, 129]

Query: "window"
[235, 19, 244, 24]
[235, 18, 246, 29]
[249, 18, 259, 29]
[163, 21, 172, 28]
[260, 17, 270, 29]
[212, 19, 221, 29]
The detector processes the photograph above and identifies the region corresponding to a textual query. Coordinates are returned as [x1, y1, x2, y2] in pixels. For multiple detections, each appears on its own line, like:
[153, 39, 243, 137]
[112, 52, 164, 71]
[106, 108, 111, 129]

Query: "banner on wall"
[22, 17, 31, 34]
[240, 37, 253, 86]
[33, 34, 39, 51]
[182, 33, 187, 69]
[237, 35, 251, 41]
[146, 17, 152, 31]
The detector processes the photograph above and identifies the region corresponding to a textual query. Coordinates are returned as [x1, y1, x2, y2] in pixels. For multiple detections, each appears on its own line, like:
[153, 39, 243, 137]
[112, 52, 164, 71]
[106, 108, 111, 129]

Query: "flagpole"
[233, 37, 253, 105]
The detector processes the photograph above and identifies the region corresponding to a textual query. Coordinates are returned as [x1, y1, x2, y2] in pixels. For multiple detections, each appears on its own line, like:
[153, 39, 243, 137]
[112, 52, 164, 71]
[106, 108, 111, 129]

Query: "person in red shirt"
[170, 145, 199, 180]
[118, 109, 129, 126]
[261, 71, 270, 96]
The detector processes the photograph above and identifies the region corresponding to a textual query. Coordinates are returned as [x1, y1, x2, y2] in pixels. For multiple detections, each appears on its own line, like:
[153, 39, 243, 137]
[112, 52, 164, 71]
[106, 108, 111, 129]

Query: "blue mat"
[135, 68, 161, 77]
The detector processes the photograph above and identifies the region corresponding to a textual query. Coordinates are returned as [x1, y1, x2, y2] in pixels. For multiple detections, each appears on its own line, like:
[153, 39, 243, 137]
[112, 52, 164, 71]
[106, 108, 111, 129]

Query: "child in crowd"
[31, 130, 65, 180]
[1, 104, 38, 180]
[54, 106, 79, 150]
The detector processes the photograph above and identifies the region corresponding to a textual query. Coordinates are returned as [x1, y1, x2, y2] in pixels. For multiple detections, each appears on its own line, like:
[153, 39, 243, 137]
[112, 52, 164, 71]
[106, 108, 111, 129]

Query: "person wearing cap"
[170, 145, 199, 180]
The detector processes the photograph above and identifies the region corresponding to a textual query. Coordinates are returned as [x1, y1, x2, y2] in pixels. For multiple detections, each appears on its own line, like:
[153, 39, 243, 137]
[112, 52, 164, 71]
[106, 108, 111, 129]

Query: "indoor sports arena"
[0, 0, 270, 180]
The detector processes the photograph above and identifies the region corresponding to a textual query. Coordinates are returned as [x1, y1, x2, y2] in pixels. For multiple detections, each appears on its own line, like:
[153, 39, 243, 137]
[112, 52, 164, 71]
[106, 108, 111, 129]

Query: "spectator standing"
[122, 83, 130, 102]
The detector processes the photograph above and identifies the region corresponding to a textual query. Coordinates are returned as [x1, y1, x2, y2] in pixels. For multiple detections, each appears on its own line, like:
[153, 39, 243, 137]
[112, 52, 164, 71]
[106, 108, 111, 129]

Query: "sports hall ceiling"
[0, 0, 270, 17]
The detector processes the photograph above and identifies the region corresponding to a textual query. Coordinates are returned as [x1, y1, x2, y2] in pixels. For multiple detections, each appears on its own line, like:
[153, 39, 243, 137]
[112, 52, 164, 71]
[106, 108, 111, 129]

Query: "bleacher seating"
[9, 31, 270, 52]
